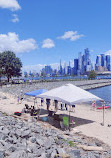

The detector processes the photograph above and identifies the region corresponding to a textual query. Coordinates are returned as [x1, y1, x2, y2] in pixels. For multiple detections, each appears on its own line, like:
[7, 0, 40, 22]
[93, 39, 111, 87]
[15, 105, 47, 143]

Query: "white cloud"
[42, 38, 55, 48]
[0, 32, 37, 53]
[23, 63, 60, 73]
[11, 14, 19, 23]
[90, 49, 94, 52]
[0, 0, 21, 11]
[23, 64, 46, 73]
[105, 50, 111, 55]
[57, 31, 84, 41]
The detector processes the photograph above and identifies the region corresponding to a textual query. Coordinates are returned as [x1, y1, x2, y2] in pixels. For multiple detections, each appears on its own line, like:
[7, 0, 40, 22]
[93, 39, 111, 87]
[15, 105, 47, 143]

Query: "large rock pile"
[0, 112, 111, 158]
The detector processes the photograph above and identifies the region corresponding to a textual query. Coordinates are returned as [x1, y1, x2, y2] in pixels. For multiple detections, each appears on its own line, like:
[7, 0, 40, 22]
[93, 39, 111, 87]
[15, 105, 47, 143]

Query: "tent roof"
[24, 89, 47, 97]
[37, 84, 103, 105]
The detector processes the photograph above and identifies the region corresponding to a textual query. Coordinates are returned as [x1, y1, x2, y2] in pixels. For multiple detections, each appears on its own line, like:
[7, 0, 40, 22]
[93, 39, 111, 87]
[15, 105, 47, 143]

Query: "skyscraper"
[44, 66, 52, 74]
[106, 55, 111, 71]
[96, 55, 101, 66]
[95, 55, 101, 70]
[67, 61, 71, 75]
[101, 54, 106, 67]
[78, 52, 82, 74]
[59, 59, 63, 75]
[74, 59, 79, 75]
[84, 48, 91, 72]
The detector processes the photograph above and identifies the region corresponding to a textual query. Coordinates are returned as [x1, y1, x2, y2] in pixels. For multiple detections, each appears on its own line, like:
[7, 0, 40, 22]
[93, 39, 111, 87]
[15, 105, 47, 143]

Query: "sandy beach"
[0, 88, 111, 148]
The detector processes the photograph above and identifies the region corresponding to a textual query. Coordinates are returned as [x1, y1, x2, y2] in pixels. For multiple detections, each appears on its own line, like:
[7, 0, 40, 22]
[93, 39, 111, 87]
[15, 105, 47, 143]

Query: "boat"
[97, 106, 110, 109]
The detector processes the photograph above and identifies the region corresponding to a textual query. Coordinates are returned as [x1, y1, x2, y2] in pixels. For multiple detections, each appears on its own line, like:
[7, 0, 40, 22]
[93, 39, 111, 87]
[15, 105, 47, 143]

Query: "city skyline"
[0, 0, 111, 72]
[23, 48, 111, 76]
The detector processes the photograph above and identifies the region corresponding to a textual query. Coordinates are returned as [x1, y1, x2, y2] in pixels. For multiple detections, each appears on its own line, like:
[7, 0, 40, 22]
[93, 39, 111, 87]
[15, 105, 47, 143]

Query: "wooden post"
[103, 104, 105, 126]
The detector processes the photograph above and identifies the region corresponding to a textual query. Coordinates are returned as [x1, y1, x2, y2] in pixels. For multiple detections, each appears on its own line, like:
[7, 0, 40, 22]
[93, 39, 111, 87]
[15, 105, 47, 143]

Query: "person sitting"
[72, 105, 75, 112]
[41, 98, 44, 106]
[30, 107, 34, 116]
[61, 102, 63, 110]
[65, 103, 68, 111]
[54, 100, 58, 112]
[25, 104, 29, 109]
[46, 99, 51, 110]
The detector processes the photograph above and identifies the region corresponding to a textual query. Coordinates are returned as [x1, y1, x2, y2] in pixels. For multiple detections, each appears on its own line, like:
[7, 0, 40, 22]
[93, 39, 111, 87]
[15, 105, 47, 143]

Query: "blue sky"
[0, 0, 111, 72]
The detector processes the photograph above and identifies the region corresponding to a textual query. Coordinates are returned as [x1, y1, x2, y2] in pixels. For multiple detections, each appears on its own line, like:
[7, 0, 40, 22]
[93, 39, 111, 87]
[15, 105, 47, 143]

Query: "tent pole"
[103, 104, 105, 126]
[69, 105, 70, 131]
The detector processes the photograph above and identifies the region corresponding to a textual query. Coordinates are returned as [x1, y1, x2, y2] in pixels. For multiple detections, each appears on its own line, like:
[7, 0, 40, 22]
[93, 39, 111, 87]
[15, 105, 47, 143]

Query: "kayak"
[97, 106, 110, 109]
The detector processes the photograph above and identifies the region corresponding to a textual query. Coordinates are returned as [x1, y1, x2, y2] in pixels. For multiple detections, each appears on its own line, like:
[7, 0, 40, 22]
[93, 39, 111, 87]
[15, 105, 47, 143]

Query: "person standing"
[92, 101, 96, 110]
[72, 105, 75, 112]
[54, 100, 58, 112]
[19, 90, 23, 104]
[46, 99, 50, 110]
[65, 103, 68, 111]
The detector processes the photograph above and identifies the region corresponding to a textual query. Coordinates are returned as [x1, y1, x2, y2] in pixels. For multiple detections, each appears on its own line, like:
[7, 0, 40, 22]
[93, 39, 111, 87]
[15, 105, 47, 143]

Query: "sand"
[0, 91, 111, 147]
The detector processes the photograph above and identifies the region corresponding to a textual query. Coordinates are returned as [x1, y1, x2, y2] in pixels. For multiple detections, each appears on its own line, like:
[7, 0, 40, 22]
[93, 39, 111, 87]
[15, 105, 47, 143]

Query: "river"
[88, 85, 111, 106]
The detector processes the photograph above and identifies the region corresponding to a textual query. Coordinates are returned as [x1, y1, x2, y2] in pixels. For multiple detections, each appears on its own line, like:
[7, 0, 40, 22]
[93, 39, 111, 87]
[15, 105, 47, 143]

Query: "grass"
[68, 140, 76, 147]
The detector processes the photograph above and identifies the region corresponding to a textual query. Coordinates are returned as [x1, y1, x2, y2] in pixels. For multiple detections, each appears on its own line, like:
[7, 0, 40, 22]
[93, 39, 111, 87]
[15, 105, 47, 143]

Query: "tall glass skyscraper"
[96, 55, 101, 66]
[106, 55, 111, 71]
[78, 52, 82, 74]
[101, 54, 106, 67]
[84, 48, 91, 72]
[74, 59, 78, 75]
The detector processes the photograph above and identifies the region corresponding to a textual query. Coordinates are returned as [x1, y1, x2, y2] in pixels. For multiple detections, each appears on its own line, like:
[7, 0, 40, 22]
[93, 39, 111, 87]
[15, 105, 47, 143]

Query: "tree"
[0, 51, 22, 82]
[88, 70, 97, 79]
[0, 53, 4, 83]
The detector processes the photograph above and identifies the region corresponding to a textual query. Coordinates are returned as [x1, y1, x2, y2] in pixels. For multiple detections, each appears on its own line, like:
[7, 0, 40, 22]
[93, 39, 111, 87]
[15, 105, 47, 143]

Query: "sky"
[0, 0, 111, 72]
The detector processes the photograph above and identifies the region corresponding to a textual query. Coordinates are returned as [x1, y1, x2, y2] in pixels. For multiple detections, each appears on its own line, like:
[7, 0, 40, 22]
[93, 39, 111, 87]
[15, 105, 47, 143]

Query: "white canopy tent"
[37, 83, 103, 105]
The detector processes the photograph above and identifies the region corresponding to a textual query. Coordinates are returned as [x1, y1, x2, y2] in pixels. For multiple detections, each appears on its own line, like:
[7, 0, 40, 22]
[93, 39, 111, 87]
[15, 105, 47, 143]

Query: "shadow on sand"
[38, 108, 94, 130]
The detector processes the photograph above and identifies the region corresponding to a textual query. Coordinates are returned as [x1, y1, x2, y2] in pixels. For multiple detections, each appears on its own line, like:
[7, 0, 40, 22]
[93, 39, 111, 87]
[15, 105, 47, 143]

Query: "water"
[24, 76, 88, 81]
[24, 75, 111, 81]
[88, 85, 111, 106]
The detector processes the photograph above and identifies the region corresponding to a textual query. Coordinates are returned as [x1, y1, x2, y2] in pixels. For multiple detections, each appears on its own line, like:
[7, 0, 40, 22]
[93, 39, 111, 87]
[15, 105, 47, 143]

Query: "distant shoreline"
[1, 79, 111, 96]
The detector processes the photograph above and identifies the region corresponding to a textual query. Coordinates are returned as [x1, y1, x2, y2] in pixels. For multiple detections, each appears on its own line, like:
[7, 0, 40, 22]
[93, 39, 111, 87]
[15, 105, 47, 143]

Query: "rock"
[41, 152, 47, 158]
[68, 150, 81, 158]
[45, 130, 53, 137]
[28, 153, 39, 158]
[57, 148, 66, 155]
[0, 140, 10, 149]
[6, 137, 15, 144]
[22, 127, 29, 131]
[74, 139, 82, 143]
[2, 129, 10, 135]
[15, 129, 22, 137]
[94, 155, 101, 158]
[29, 137, 36, 143]
[36, 138, 44, 146]
[33, 147, 44, 157]
[0, 126, 4, 130]
[8, 146, 16, 152]
[44, 138, 54, 150]
[8, 150, 27, 158]
[55, 139, 64, 145]
[0, 151, 5, 158]
[0, 133, 7, 140]
[95, 142, 102, 147]
[57, 134, 65, 139]
[21, 139, 27, 147]
[51, 149, 57, 158]
[21, 130, 30, 138]
[2, 96, 7, 99]
[31, 127, 42, 133]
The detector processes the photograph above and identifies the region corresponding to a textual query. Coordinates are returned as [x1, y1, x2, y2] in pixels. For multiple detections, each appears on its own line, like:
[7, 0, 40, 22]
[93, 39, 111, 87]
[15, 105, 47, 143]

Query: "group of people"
[22, 104, 39, 116]
[46, 99, 75, 112]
